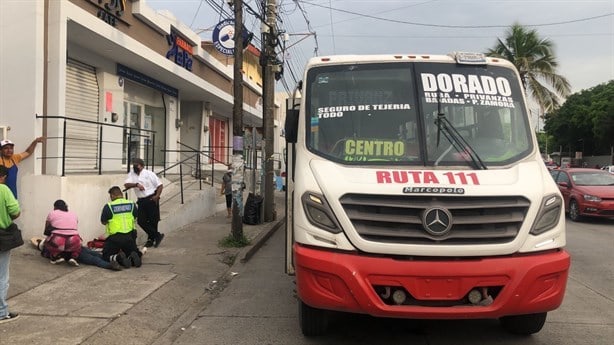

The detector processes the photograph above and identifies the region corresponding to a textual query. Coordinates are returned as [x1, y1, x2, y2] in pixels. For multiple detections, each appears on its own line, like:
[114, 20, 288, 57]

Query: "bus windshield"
[305, 61, 533, 167]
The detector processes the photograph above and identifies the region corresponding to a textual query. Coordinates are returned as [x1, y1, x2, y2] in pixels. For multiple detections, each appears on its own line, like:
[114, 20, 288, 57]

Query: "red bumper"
[294, 244, 570, 319]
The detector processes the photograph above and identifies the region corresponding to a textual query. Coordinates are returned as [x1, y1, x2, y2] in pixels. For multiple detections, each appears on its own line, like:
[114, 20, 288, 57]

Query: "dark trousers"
[137, 197, 161, 242]
[102, 232, 140, 261]
[42, 245, 111, 269]
[78, 247, 111, 269]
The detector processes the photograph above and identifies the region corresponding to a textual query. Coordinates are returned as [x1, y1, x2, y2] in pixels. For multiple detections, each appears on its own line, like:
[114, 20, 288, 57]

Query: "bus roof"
[306, 53, 513, 68]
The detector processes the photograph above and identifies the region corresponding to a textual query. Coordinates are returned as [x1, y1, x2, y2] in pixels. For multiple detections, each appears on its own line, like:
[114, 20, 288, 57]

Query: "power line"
[190, 0, 206, 28]
[328, 0, 336, 53]
[311, 0, 437, 29]
[314, 32, 614, 39]
[292, 0, 319, 55]
[205, 0, 232, 20]
[277, 4, 309, 84]
[300, 1, 614, 29]
[218, 0, 225, 22]
[271, 1, 320, 91]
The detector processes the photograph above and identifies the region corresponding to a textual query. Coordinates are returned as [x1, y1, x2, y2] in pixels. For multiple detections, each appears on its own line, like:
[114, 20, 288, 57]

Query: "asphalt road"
[175, 217, 614, 345]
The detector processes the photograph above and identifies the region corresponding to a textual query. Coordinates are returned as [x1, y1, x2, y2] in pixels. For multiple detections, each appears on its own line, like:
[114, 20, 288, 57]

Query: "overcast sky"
[147, 0, 613, 100]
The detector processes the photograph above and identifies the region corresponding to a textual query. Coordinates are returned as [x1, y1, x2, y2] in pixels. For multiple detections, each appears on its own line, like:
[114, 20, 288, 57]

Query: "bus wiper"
[435, 95, 487, 170]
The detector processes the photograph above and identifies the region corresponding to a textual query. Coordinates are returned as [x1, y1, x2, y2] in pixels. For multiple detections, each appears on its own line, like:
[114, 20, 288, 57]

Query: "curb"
[152, 216, 285, 345]
[239, 216, 286, 263]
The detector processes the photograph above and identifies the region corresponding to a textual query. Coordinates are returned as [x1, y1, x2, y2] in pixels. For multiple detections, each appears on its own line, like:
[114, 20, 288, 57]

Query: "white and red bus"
[284, 52, 570, 336]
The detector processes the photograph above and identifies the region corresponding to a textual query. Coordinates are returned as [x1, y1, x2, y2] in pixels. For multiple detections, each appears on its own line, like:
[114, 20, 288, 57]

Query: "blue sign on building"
[116, 64, 178, 98]
[212, 19, 236, 56]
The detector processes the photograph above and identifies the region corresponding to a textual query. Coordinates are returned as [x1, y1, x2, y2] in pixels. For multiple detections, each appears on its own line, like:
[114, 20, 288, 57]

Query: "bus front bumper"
[294, 243, 570, 319]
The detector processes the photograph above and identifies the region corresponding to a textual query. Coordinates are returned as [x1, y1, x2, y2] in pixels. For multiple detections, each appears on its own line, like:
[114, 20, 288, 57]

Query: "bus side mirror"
[285, 109, 299, 143]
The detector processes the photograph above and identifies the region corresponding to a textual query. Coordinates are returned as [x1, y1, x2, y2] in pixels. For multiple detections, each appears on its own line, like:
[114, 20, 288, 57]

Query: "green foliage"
[485, 23, 571, 112]
[544, 80, 614, 155]
[536, 131, 555, 155]
[219, 234, 251, 248]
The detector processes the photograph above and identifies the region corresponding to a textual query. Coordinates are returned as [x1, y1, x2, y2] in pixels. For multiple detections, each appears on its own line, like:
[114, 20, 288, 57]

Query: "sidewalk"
[0, 192, 286, 345]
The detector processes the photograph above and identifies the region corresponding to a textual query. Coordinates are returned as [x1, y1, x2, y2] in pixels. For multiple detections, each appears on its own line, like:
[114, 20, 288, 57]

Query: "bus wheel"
[299, 300, 328, 336]
[500, 312, 547, 335]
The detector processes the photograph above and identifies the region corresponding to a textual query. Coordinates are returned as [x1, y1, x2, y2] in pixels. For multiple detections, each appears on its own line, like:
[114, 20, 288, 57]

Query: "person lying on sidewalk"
[42, 199, 82, 266]
[32, 237, 122, 271]
[100, 186, 142, 268]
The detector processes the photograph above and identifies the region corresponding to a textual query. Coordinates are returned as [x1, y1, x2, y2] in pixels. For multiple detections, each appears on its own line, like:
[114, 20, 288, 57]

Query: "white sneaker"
[0, 312, 19, 324]
[68, 258, 79, 267]
[50, 257, 65, 264]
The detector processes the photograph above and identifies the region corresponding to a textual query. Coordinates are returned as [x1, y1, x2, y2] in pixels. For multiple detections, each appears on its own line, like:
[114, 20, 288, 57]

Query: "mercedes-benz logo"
[422, 207, 453, 236]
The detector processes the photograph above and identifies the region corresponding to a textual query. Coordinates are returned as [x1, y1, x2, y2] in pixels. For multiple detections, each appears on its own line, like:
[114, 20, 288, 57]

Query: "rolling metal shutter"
[65, 58, 100, 172]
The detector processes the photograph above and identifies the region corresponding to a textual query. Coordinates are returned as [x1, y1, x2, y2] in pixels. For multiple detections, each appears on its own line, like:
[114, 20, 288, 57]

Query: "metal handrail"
[34, 115, 264, 205]
[155, 152, 201, 204]
[35, 114, 156, 176]
[156, 144, 230, 204]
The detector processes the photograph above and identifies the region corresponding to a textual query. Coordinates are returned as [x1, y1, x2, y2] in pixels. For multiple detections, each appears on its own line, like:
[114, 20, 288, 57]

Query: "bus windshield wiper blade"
[435, 96, 487, 170]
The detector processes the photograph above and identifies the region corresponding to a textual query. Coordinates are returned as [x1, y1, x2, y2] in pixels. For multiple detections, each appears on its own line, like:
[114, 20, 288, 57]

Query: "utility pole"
[262, 0, 277, 222]
[231, 0, 244, 240]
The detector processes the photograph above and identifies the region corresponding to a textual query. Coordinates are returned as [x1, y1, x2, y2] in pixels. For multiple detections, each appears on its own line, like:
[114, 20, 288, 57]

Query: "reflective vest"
[106, 198, 136, 235]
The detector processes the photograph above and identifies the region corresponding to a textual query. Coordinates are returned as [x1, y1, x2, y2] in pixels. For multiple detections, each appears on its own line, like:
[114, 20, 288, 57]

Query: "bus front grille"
[339, 194, 530, 245]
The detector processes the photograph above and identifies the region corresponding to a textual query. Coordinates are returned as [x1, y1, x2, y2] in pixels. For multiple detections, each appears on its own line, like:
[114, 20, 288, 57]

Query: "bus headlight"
[301, 192, 342, 234]
[530, 194, 562, 235]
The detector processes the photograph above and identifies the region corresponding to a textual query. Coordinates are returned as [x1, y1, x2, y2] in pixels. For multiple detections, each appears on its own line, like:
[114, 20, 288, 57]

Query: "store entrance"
[123, 101, 166, 167]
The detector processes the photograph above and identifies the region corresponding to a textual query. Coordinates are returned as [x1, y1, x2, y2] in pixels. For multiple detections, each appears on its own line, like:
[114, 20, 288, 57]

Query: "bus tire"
[299, 300, 328, 336]
[500, 312, 547, 335]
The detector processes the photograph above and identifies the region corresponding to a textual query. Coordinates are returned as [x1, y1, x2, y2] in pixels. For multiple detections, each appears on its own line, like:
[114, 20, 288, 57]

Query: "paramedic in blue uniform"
[0, 137, 45, 198]
[124, 158, 164, 248]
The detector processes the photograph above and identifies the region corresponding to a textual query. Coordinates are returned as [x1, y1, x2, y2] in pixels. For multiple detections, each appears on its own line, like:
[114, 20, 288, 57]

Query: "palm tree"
[486, 23, 571, 112]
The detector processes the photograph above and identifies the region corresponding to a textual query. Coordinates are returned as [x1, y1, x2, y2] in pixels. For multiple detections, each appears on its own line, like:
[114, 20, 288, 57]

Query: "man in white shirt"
[124, 158, 164, 248]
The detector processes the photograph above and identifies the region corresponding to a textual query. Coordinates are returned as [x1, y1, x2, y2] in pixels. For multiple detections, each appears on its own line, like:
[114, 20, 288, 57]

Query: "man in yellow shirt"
[0, 137, 44, 198]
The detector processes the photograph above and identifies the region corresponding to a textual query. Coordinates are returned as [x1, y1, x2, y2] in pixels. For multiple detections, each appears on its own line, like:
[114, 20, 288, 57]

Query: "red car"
[550, 168, 614, 221]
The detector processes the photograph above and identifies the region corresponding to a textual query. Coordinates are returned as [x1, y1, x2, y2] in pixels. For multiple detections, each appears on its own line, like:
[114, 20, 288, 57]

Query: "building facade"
[0, 0, 276, 239]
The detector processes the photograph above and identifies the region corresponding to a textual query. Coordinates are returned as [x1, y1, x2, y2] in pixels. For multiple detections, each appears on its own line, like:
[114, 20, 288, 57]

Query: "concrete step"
[158, 177, 221, 234]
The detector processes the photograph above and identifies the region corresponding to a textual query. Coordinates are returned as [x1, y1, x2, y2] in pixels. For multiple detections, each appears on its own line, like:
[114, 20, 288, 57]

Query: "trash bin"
[243, 193, 263, 225]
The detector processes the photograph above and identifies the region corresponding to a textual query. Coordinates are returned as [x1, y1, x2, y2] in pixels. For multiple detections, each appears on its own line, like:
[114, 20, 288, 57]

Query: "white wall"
[0, 0, 47, 230]
[0, 0, 45, 174]
[19, 174, 126, 241]
[99, 71, 126, 172]
[19, 173, 220, 243]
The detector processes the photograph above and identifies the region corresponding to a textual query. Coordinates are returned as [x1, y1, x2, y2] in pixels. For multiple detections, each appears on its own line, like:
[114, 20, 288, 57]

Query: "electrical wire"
[313, 32, 614, 39]
[218, 0, 225, 22]
[328, 0, 336, 53]
[190, 0, 206, 28]
[310, 0, 437, 30]
[191, 0, 307, 91]
[292, 0, 319, 55]
[299, 1, 614, 29]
